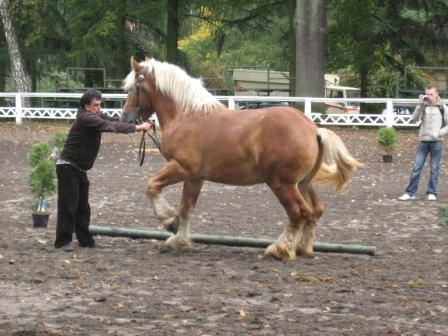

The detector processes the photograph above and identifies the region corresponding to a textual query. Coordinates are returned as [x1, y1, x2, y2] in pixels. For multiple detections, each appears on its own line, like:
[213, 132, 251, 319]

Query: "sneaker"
[61, 243, 74, 252]
[427, 194, 437, 201]
[398, 193, 416, 201]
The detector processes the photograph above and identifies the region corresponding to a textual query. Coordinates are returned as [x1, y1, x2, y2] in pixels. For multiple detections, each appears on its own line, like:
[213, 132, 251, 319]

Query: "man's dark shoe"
[61, 243, 74, 252]
[81, 241, 107, 249]
[92, 241, 107, 248]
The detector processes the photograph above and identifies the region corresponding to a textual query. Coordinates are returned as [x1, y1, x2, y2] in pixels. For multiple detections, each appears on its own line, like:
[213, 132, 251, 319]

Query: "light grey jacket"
[411, 98, 448, 141]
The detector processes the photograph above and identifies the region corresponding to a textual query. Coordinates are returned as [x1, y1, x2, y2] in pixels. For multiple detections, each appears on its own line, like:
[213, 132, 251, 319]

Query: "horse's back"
[243, 106, 318, 151]
[227, 106, 320, 184]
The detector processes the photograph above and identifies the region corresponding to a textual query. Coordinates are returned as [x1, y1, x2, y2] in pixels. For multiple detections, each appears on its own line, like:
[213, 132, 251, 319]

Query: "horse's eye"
[138, 74, 145, 81]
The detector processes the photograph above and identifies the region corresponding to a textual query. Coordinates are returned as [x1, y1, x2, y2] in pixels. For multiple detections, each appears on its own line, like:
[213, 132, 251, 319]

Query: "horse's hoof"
[300, 245, 314, 258]
[265, 243, 296, 261]
[163, 216, 179, 234]
[166, 235, 192, 249]
[296, 248, 314, 258]
[156, 244, 175, 254]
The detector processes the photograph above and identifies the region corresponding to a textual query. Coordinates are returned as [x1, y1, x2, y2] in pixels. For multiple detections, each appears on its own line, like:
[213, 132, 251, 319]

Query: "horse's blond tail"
[313, 128, 363, 194]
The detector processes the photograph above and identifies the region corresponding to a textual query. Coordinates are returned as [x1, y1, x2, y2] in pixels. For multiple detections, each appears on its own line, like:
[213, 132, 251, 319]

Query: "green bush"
[437, 206, 448, 231]
[27, 132, 67, 212]
[27, 142, 51, 168]
[51, 132, 68, 151]
[376, 127, 398, 155]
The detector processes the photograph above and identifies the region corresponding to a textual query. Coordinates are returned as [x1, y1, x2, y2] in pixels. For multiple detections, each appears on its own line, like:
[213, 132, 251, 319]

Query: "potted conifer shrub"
[27, 132, 67, 227]
[376, 127, 398, 163]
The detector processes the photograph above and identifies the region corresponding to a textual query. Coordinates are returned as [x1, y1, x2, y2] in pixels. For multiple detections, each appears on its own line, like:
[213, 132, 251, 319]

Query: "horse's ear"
[131, 56, 142, 72]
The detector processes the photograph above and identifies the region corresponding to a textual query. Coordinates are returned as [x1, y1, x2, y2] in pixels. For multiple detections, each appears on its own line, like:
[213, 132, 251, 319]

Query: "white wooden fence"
[0, 92, 425, 127]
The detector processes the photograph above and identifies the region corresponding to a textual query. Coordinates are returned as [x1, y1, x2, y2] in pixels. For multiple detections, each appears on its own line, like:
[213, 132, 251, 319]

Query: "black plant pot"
[32, 213, 50, 228]
[382, 154, 393, 163]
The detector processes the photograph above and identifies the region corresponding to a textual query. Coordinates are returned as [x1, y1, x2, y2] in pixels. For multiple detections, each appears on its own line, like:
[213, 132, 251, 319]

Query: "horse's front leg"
[147, 160, 190, 233]
[166, 180, 203, 249]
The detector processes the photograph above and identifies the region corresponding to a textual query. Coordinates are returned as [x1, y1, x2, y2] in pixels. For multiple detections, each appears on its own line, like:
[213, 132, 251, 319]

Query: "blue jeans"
[405, 140, 442, 196]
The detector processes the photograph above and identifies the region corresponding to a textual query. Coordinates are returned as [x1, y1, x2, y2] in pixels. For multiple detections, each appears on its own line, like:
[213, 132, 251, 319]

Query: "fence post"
[228, 97, 235, 110]
[15, 93, 22, 125]
[304, 98, 312, 119]
[385, 99, 394, 127]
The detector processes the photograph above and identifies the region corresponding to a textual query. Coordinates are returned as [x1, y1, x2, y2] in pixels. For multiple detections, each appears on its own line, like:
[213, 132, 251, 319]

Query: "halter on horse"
[121, 57, 362, 261]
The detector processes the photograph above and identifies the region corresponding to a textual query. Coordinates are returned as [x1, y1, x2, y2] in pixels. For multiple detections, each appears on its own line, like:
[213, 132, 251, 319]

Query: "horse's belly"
[208, 175, 263, 186]
[202, 161, 263, 186]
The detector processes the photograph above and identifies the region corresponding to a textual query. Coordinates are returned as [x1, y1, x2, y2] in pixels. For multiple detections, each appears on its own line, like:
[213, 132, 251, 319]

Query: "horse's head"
[121, 57, 155, 124]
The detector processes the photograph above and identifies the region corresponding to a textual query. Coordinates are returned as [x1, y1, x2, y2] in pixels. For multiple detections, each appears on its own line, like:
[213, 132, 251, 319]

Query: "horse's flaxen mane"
[123, 59, 223, 115]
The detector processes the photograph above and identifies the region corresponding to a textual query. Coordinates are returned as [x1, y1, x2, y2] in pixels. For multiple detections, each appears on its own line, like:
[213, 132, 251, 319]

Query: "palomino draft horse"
[121, 57, 361, 261]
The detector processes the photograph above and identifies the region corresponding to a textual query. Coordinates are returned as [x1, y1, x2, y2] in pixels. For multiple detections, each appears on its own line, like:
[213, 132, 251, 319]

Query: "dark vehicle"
[382, 106, 412, 116]
[236, 101, 290, 110]
[394, 106, 412, 115]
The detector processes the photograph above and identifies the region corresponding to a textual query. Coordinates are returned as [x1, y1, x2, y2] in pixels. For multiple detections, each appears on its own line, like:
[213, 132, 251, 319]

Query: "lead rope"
[134, 75, 161, 166]
[135, 81, 146, 166]
[138, 120, 161, 166]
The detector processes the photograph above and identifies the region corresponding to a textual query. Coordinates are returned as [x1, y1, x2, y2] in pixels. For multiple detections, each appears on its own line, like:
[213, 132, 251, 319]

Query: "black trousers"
[54, 164, 95, 247]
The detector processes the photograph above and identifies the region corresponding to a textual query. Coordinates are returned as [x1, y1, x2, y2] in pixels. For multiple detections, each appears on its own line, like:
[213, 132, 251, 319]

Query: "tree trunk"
[0, 27, 7, 105]
[115, 0, 128, 78]
[166, 0, 179, 64]
[288, 0, 296, 96]
[0, 0, 30, 105]
[295, 0, 327, 97]
[359, 63, 369, 113]
[30, 60, 37, 92]
[0, 58, 6, 105]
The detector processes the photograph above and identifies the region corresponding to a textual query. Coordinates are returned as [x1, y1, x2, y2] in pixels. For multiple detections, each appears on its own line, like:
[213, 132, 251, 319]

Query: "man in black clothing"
[55, 89, 152, 252]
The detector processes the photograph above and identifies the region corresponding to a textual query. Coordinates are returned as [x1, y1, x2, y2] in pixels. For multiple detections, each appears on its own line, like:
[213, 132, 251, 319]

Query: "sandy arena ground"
[0, 122, 447, 335]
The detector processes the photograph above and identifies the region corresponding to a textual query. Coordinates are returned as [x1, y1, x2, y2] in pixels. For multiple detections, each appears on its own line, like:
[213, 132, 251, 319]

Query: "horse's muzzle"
[120, 112, 136, 124]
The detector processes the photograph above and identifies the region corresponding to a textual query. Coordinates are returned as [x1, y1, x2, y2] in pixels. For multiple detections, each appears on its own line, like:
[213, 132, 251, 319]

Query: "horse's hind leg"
[166, 180, 203, 249]
[264, 182, 314, 261]
[147, 160, 190, 233]
[296, 184, 323, 257]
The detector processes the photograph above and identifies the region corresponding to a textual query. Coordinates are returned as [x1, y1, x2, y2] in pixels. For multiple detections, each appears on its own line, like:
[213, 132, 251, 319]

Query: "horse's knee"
[146, 179, 159, 198]
[299, 203, 314, 221]
[313, 200, 324, 219]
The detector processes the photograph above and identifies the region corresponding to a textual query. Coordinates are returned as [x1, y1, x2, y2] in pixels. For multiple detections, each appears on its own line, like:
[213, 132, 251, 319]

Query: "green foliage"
[178, 2, 290, 78]
[436, 206, 448, 231]
[376, 127, 398, 155]
[28, 159, 56, 201]
[4, 0, 448, 97]
[27, 132, 67, 212]
[51, 132, 67, 152]
[27, 142, 51, 168]
[327, 0, 448, 96]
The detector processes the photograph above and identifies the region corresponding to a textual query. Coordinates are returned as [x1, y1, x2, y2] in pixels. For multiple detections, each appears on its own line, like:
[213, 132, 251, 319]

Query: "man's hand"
[419, 95, 427, 104]
[136, 122, 153, 132]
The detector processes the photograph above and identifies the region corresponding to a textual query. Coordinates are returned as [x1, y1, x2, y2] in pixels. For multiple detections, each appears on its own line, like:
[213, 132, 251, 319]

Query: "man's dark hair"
[80, 89, 102, 108]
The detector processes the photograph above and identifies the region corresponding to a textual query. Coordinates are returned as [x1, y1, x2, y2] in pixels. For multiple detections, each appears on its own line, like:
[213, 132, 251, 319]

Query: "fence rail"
[0, 92, 429, 127]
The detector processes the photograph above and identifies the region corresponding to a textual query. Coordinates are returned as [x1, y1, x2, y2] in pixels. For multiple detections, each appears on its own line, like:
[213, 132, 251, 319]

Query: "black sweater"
[60, 110, 136, 171]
